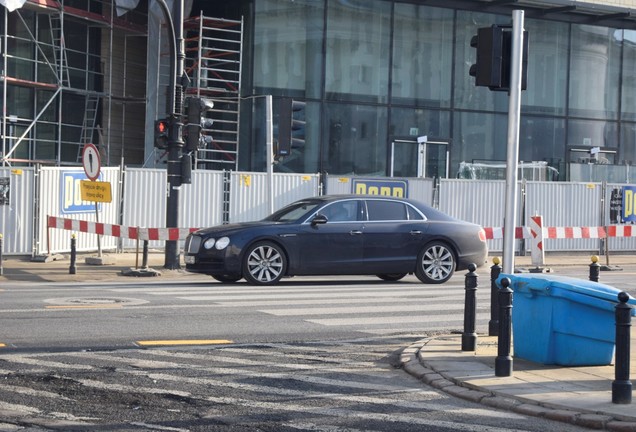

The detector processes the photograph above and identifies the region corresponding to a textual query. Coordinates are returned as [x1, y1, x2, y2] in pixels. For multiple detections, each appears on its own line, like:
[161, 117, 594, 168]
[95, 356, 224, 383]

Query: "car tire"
[415, 242, 456, 284]
[212, 274, 242, 283]
[376, 273, 407, 282]
[243, 241, 287, 285]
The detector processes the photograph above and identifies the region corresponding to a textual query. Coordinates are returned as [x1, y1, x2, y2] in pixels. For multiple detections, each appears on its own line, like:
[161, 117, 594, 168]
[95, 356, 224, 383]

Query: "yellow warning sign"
[80, 180, 112, 203]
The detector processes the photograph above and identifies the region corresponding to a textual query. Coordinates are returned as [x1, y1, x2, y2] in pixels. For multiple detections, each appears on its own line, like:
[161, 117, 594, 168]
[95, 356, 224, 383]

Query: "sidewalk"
[400, 254, 636, 432]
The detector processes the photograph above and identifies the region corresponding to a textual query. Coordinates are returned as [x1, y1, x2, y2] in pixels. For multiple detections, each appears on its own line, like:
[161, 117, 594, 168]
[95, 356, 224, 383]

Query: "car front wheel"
[243, 241, 287, 285]
[415, 242, 456, 284]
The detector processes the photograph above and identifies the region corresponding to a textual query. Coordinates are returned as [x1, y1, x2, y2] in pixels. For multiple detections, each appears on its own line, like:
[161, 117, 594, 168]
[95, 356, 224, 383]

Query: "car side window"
[366, 200, 408, 221]
[407, 205, 425, 220]
[322, 201, 359, 222]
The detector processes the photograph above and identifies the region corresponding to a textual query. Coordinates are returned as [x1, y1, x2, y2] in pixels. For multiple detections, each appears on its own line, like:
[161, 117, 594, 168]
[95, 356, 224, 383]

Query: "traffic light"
[184, 96, 215, 152]
[277, 98, 306, 158]
[154, 118, 170, 149]
[469, 26, 528, 92]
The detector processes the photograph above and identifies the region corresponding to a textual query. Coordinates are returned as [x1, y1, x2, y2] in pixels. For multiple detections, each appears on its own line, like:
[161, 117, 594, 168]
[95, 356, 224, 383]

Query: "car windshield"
[264, 200, 321, 222]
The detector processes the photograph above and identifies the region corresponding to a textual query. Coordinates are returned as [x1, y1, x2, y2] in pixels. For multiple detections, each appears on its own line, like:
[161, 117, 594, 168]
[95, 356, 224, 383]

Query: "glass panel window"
[389, 107, 450, 140]
[521, 19, 568, 115]
[622, 30, 636, 121]
[452, 111, 508, 175]
[620, 123, 636, 165]
[253, 0, 324, 99]
[391, 5, 453, 107]
[569, 24, 621, 119]
[567, 119, 618, 155]
[325, 0, 390, 103]
[324, 103, 387, 175]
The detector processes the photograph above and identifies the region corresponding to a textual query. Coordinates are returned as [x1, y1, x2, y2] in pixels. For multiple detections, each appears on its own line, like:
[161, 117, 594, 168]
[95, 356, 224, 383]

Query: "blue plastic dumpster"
[497, 274, 636, 366]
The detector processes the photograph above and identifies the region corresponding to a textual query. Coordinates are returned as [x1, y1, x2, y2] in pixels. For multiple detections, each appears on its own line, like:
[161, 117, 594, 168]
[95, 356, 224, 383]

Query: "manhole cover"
[44, 297, 148, 306]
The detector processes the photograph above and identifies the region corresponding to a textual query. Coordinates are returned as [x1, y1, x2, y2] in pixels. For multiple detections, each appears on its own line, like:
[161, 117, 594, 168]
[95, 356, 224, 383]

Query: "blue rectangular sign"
[623, 185, 636, 222]
[60, 171, 102, 214]
[352, 179, 408, 198]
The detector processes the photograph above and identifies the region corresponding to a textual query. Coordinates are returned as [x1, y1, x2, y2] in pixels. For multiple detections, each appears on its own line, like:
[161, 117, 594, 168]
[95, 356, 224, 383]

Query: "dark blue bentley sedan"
[184, 195, 488, 285]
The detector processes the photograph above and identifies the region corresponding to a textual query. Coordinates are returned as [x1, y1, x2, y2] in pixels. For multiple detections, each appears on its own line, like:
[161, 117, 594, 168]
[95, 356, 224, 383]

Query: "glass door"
[390, 137, 449, 178]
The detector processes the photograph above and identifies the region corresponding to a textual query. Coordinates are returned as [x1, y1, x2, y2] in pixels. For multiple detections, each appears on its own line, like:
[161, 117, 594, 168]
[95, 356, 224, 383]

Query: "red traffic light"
[154, 118, 170, 149]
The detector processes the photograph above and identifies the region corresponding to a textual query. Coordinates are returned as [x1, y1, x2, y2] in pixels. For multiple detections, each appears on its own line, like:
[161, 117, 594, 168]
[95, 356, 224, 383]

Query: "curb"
[400, 339, 636, 432]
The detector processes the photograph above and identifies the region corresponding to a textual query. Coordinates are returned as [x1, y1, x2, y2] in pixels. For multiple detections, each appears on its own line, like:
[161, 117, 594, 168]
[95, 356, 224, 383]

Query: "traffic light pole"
[502, 10, 525, 275]
[153, 0, 185, 270]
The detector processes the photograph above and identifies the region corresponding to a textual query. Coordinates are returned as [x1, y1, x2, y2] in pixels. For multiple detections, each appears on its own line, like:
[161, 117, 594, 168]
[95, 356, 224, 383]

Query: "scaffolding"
[0, 0, 148, 167]
[183, 13, 243, 170]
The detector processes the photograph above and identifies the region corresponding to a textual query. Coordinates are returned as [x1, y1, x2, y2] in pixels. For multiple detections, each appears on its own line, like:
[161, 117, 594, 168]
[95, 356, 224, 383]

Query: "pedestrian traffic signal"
[469, 25, 528, 92]
[277, 98, 306, 158]
[154, 118, 170, 149]
[184, 96, 215, 152]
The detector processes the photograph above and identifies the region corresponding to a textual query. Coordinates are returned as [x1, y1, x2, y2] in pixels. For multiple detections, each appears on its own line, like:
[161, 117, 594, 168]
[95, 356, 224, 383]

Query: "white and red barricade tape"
[47, 216, 198, 241]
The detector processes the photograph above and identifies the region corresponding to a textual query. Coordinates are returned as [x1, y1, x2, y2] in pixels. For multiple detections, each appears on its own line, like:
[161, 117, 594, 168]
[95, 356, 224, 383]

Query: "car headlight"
[203, 238, 216, 249]
[215, 236, 230, 250]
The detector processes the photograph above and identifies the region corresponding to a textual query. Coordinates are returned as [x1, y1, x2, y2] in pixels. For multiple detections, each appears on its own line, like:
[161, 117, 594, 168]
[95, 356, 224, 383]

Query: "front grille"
[185, 235, 202, 254]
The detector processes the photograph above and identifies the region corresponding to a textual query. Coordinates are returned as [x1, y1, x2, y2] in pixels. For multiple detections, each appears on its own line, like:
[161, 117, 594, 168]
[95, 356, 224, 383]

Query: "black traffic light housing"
[184, 96, 215, 152]
[469, 25, 528, 92]
[154, 118, 170, 149]
[277, 98, 306, 158]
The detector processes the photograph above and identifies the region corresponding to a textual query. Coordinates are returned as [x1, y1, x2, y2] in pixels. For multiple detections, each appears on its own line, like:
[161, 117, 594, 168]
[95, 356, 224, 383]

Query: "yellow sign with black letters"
[80, 180, 112, 203]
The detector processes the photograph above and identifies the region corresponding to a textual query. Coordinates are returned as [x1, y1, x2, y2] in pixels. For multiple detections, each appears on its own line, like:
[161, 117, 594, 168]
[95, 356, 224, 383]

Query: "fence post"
[589, 255, 600, 282]
[69, 234, 77, 275]
[496, 277, 513, 377]
[0, 233, 3, 276]
[613, 291, 632, 404]
[489, 257, 501, 336]
[462, 263, 478, 351]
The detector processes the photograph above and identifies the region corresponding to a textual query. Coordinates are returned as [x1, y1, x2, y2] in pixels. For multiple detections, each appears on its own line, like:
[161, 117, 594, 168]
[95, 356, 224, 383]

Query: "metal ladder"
[184, 15, 243, 170]
[48, 14, 70, 87]
[76, 95, 100, 162]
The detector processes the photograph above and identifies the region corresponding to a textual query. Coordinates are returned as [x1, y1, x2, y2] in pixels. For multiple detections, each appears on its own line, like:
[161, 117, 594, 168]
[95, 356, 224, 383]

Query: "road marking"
[135, 339, 233, 347]
[45, 304, 123, 309]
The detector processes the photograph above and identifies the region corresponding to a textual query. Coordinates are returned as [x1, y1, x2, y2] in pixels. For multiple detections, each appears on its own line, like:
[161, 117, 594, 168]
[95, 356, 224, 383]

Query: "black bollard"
[495, 277, 513, 377]
[69, 234, 77, 275]
[0, 233, 3, 276]
[142, 240, 149, 269]
[489, 257, 501, 336]
[589, 255, 600, 282]
[462, 263, 478, 351]
[613, 291, 632, 404]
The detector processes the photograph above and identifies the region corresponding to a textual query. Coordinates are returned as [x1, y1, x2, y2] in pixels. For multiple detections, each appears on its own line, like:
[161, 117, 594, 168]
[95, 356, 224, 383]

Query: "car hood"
[193, 221, 281, 236]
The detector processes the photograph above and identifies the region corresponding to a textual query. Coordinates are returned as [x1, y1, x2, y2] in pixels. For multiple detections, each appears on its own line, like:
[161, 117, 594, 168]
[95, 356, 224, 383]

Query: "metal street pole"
[502, 10, 525, 274]
[163, 0, 185, 270]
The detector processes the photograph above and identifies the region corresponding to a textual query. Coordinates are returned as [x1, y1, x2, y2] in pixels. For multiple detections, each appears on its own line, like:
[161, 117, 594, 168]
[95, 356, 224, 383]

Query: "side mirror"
[311, 214, 328, 226]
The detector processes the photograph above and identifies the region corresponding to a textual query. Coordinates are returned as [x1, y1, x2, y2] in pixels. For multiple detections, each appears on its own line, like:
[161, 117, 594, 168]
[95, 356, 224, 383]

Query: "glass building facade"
[238, 0, 636, 181]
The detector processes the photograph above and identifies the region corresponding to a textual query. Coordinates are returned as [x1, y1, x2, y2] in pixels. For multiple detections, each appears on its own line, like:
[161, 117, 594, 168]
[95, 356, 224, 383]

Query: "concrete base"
[600, 265, 623, 271]
[528, 266, 553, 273]
[31, 254, 65, 263]
[120, 267, 162, 277]
[85, 255, 116, 266]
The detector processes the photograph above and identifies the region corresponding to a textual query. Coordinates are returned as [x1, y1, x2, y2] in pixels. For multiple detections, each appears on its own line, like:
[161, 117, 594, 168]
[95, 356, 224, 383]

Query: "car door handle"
[350, 230, 363, 235]
[410, 230, 422, 235]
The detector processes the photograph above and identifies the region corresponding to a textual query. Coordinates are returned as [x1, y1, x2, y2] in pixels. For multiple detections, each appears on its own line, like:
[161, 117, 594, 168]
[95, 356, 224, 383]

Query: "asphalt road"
[0, 269, 630, 431]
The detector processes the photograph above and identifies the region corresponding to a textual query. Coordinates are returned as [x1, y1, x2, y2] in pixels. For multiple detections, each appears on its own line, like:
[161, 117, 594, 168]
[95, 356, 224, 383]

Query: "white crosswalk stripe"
[107, 280, 493, 335]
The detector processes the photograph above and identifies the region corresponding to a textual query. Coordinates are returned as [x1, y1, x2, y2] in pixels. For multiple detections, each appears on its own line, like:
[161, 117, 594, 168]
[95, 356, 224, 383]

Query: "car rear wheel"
[212, 274, 242, 283]
[415, 242, 456, 284]
[376, 273, 407, 282]
[243, 241, 287, 285]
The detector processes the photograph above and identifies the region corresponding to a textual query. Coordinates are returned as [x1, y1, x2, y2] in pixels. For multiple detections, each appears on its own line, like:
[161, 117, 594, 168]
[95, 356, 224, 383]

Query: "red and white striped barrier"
[47, 216, 199, 241]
